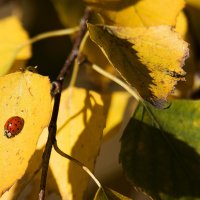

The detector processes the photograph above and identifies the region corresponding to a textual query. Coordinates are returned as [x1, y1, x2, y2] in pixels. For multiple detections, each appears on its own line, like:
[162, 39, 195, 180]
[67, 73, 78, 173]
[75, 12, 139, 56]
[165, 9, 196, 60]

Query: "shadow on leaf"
[120, 118, 200, 199]
[68, 90, 105, 199]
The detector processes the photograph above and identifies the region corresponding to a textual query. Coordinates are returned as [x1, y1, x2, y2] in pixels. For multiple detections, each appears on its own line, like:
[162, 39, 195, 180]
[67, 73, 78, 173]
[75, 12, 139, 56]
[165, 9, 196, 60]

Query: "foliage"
[88, 24, 188, 108]
[0, 17, 31, 75]
[120, 101, 200, 200]
[0, 71, 51, 196]
[0, 0, 200, 199]
[94, 187, 132, 200]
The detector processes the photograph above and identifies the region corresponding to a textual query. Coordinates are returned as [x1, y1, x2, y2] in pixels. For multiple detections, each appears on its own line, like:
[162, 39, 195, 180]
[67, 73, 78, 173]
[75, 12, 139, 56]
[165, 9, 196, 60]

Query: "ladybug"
[4, 116, 24, 138]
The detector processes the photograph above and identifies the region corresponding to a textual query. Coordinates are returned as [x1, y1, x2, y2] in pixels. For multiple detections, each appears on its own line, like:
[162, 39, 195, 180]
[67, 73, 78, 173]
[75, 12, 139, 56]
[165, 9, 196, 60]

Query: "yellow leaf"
[175, 11, 188, 38]
[86, 0, 185, 27]
[50, 87, 105, 199]
[82, 36, 115, 89]
[173, 11, 196, 98]
[81, 14, 114, 89]
[0, 71, 52, 196]
[0, 16, 31, 75]
[88, 24, 189, 108]
[83, 36, 110, 70]
[1, 87, 106, 200]
[103, 91, 137, 140]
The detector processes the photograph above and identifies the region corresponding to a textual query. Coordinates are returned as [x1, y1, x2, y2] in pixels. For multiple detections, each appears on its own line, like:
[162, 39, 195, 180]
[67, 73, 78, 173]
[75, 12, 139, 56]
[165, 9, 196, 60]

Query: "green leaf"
[120, 100, 200, 199]
[94, 187, 132, 200]
[88, 23, 189, 108]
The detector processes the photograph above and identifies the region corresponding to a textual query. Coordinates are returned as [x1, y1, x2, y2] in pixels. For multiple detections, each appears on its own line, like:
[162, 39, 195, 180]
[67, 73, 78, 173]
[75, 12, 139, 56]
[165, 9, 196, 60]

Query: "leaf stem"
[92, 64, 160, 127]
[69, 58, 79, 87]
[18, 27, 79, 51]
[11, 27, 79, 74]
[38, 8, 91, 200]
[92, 64, 141, 101]
[92, 64, 194, 188]
[69, 31, 90, 87]
[53, 142, 102, 188]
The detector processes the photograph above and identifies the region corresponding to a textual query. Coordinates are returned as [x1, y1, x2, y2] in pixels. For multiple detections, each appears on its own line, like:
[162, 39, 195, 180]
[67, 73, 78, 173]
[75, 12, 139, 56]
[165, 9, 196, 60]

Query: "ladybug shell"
[4, 116, 24, 138]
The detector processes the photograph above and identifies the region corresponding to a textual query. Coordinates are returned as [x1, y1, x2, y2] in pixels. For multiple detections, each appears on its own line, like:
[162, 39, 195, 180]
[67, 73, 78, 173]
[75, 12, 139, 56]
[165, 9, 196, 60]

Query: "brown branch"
[38, 7, 92, 200]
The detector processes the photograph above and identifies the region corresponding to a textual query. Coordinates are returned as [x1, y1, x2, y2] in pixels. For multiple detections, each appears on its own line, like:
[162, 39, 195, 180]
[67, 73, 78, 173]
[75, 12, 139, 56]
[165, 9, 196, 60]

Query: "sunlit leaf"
[86, 0, 185, 27]
[88, 24, 189, 108]
[175, 12, 188, 38]
[102, 91, 136, 140]
[0, 16, 31, 75]
[0, 71, 51, 196]
[1, 87, 106, 200]
[120, 100, 200, 199]
[94, 187, 132, 200]
[49, 87, 106, 199]
[174, 12, 194, 98]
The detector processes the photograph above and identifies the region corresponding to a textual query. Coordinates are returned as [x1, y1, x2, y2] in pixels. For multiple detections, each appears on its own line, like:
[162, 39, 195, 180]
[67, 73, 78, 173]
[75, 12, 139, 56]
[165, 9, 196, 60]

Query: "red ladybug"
[4, 116, 24, 138]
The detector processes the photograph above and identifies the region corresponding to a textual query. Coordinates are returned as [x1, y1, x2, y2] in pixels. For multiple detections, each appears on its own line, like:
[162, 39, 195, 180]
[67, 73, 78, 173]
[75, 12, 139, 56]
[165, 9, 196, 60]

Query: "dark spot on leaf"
[161, 80, 165, 84]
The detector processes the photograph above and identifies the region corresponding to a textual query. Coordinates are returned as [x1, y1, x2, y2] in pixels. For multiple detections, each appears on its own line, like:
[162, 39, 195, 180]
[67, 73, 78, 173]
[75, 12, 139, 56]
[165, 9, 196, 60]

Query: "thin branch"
[57, 11, 91, 81]
[92, 64, 160, 126]
[38, 8, 92, 200]
[53, 142, 102, 188]
[69, 31, 90, 87]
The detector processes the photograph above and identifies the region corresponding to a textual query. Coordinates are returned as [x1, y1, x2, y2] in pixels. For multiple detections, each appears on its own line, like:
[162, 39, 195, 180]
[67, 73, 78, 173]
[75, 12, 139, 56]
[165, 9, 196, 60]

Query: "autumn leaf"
[175, 12, 188, 38]
[120, 100, 200, 199]
[102, 91, 136, 140]
[82, 35, 111, 73]
[88, 24, 189, 108]
[49, 87, 105, 199]
[174, 11, 196, 98]
[94, 187, 132, 200]
[86, 0, 185, 27]
[0, 16, 31, 76]
[1, 87, 106, 200]
[0, 71, 52, 196]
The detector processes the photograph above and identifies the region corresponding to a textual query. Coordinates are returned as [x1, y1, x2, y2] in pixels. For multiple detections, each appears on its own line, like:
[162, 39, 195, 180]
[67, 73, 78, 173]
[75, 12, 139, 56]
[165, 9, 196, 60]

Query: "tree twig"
[38, 7, 91, 200]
